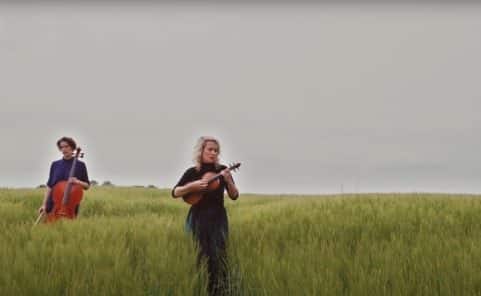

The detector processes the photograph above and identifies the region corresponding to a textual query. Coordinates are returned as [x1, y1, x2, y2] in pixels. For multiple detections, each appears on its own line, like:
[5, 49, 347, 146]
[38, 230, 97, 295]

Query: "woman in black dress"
[172, 136, 239, 295]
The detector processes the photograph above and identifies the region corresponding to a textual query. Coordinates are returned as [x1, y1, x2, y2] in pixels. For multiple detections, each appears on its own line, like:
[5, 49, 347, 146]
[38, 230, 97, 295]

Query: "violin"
[46, 147, 85, 223]
[183, 162, 241, 205]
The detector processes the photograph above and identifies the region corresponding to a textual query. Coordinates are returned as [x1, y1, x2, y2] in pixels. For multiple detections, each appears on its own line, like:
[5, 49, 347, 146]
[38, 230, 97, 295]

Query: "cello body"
[46, 181, 84, 222]
[45, 147, 85, 223]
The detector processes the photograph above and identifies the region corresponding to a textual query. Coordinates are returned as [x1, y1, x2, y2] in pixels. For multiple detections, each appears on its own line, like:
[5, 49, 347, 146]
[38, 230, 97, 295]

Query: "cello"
[183, 162, 241, 205]
[45, 147, 85, 223]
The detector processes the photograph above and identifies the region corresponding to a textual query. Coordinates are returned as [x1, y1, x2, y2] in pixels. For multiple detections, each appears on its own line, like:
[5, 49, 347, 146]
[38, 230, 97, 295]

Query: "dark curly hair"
[56, 137, 77, 150]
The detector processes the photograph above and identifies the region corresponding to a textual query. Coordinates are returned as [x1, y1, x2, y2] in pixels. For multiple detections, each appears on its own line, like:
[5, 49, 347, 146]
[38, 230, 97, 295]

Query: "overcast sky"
[1, 3, 480, 194]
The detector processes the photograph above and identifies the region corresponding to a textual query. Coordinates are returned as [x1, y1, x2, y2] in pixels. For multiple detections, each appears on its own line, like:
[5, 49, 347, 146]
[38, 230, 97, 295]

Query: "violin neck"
[206, 166, 235, 184]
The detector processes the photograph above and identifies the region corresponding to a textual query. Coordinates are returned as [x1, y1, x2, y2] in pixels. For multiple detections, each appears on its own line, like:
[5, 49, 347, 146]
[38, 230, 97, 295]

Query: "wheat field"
[1, 187, 481, 295]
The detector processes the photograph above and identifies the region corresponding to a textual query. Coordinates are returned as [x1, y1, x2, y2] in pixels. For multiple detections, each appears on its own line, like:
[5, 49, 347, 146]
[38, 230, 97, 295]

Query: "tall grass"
[1, 188, 481, 295]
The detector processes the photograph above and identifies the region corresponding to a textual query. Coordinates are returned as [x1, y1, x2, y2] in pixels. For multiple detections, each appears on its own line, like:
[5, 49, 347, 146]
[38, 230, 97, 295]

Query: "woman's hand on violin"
[221, 169, 233, 183]
[189, 180, 208, 192]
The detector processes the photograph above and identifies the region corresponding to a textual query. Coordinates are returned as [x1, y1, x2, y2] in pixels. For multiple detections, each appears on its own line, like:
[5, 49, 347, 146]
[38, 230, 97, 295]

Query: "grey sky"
[1, 4, 480, 194]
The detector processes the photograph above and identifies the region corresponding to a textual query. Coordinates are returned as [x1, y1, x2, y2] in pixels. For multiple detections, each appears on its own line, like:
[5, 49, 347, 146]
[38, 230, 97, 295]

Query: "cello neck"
[68, 157, 79, 179]
[63, 148, 82, 204]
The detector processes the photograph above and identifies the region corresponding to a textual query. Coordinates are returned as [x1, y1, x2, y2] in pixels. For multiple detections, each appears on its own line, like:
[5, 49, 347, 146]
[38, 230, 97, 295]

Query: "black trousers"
[186, 205, 229, 295]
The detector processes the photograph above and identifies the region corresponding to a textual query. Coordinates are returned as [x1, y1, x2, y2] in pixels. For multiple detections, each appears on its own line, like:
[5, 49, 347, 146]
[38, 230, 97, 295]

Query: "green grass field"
[1, 187, 481, 295]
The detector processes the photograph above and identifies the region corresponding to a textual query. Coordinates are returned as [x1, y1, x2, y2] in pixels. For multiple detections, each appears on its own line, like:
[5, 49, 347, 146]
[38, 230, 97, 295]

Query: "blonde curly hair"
[193, 136, 221, 171]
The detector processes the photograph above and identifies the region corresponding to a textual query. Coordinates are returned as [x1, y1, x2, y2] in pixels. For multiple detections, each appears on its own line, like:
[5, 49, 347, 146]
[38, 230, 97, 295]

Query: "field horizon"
[1, 185, 480, 197]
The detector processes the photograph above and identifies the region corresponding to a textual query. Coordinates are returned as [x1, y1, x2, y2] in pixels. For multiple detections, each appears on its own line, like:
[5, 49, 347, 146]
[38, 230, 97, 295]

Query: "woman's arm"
[38, 186, 52, 213]
[77, 163, 90, 190]
[70, 177, 90, 190]
[221, 170, 239, 200]
[77, 180, 90, 190]
[226, 180, 239, 200]
[172, 180, 207, 198]
[40, 162, 54, 213]
[172, 184, 191, 198]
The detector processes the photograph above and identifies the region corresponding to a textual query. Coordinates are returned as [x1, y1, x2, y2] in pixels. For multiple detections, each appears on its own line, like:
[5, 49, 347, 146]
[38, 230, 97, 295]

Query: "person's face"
[202, 141, 219, 164]
[58, 141, 74, 158]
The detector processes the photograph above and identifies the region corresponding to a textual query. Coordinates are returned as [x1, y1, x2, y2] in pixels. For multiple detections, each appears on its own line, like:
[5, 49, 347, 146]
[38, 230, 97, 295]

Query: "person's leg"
[188, 209, 208, 278]
[192, 210, 229, 296]
[195, 220, 217, 295]
[209, 212, 229, 295]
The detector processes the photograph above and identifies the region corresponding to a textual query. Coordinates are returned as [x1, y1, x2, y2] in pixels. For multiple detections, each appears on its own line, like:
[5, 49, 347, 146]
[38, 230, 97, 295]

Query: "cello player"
[38, 137, 90, 219]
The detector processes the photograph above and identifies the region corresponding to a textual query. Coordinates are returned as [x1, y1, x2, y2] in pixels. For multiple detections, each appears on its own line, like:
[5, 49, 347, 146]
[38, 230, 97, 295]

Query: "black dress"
[172, 163, 231, 295]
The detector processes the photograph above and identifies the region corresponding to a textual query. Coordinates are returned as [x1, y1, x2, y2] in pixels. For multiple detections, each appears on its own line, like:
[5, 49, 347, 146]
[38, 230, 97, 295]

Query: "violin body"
[182, 162, 241, 205]
[47, 180, 84, 222]
[183, 172, 221, 205]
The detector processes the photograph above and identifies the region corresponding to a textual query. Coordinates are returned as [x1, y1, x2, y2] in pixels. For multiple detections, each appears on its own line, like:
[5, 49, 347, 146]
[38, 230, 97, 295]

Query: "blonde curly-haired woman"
[172, 136, 239, 295]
